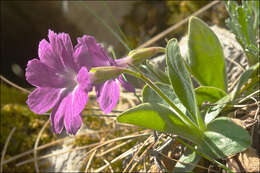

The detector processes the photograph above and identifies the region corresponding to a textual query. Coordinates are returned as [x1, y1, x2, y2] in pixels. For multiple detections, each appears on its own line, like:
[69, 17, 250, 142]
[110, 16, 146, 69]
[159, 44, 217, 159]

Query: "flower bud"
[129, 47, 165, 65]
[115, 47, 165, 67]
[90, 66, 124, 84]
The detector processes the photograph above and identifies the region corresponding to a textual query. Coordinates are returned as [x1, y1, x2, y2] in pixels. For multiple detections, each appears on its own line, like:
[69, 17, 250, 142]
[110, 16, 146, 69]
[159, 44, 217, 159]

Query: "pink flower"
[26, 30, 93, 135]
[75, 35, 135, 114]
[26, 30, 135, 135]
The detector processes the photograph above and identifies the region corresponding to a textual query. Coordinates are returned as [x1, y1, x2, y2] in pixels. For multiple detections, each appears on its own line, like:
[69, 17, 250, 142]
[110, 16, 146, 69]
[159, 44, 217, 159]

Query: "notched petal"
[96, 80, 120, 114]
[38, 39, 63, 71]
[26, 87, 61, 114]
[118, 75, 135, 92]
[64, 114, 82, 135]
[77, 67, 92, 91]
[26, 59, 65, 88]
[74, 35, 113, 68]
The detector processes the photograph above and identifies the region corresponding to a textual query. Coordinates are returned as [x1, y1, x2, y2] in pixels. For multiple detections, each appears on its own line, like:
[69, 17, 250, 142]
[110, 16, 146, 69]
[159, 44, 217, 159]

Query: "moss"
[0, 84, 55, 172]
[1, 83, 28, 105]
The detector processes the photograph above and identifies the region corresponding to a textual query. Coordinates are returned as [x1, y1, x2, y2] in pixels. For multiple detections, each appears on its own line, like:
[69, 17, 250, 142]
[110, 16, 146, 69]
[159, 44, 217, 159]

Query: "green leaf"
[204, 95, 231, 124]
[231, 62, 259, 100]
[142, 82, 191, 120]
[225, 1, 259, 65]
[195, 86, 227, 107]
[145, 60, 170, 84]
[188, 16, 227, 91]
[200, 117, 251, 159]
[173, 149, 201, 172]
[142, 82, 175, 104]
[166, 38, 199, 125]
[117, 103, 201, 143]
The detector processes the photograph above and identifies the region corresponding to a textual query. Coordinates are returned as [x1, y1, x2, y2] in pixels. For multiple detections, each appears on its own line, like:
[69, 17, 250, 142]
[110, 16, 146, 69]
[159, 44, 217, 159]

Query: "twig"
[137, 0, 221, 48]
[1, 127, 16, 173]
[85, 149, 97, 173]
[0, 75, 31, 94]
[34, 120, 49, 173]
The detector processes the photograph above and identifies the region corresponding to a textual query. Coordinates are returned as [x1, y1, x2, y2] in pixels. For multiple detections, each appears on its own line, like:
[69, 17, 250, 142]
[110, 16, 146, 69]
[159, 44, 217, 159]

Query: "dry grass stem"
[101, 158, 114, 173]
[1, 127, 16, 173]
[15, 132, 150, 167]
[84, 149, 97, 173]
[225, 56, 246, 72]
[2, 131, 99, 165]
[238, 90, 260, 103]
[0, 75, 31, 94]
[34, 120, 49, 173]
[123, 135, 153, 173]
[129, 140, 155, 172]
[157, 151, 218, 173]
[250, 97, 259, 141]
[94, 140, 145, 172]
[96, 139, 133, 157]
[137, 0, 220, 48]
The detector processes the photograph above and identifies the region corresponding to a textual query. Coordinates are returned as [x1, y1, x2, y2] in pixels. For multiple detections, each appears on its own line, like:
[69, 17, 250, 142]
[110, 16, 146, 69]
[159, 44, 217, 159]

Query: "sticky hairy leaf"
[200, 117, 251, 158]
[188, 16, 227, 91]
[195, 86, 227, 107]
[117, 103, 201, 143]
[166, 38, 199, 123]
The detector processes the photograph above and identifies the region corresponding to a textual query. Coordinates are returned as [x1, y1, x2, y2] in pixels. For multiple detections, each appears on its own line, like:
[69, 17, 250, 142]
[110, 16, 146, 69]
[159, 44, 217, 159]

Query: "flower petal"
[25, 59, 66, 88]
[118, 75, 135, 92]
[38, 39, 64, 71]
[74, 35, 113, 69]
[50, 99, 65, 134]
[64, 113, 82, 135]
[50, 86, 88, 134]
[64, 86, 88, 134]
[76, 67, 92, 92]
[96, 80, 120, 114]
[26, 87, 61, 114]
[48, 30, 77, 71]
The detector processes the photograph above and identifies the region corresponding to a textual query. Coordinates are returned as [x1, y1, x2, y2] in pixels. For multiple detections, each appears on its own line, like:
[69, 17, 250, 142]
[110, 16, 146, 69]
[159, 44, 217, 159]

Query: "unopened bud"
[129, 47, 165, 65]
[90, 66, 124, 84]
[115, 47, 165, 67]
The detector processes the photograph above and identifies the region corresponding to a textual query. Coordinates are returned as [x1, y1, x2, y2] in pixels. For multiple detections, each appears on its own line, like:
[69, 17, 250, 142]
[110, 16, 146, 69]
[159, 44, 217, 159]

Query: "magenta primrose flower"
[74, 35, 135, 114]
[26, 30, 134, 135]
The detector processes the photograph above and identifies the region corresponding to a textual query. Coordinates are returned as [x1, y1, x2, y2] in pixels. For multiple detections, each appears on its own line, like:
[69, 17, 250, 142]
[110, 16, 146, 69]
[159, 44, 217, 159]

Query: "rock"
[42, 125, 100, 172]
[238, 147, 260, 172]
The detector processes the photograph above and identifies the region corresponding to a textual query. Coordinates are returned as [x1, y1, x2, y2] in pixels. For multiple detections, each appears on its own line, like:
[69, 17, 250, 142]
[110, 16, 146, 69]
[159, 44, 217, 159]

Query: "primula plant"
[25, 1, 259, 172]
[25, 29, 164, 135]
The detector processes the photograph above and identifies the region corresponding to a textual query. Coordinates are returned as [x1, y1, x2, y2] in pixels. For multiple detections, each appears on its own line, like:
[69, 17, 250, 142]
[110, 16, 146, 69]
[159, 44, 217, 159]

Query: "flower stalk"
[121, 68, 199, 130]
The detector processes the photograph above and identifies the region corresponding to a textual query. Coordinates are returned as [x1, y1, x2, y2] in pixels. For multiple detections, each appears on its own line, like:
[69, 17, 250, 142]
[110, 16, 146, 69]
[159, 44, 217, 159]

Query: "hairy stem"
[122, 68, 198, 129]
